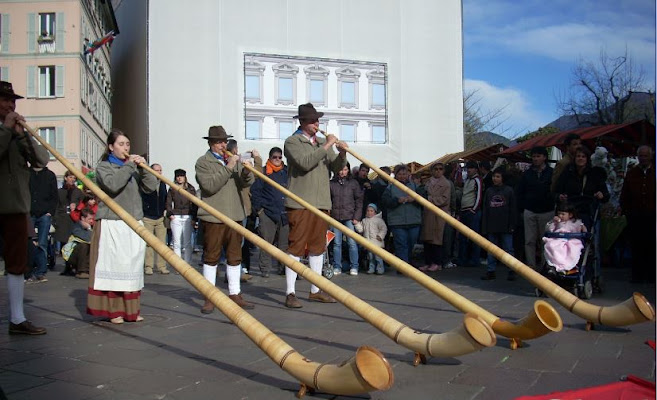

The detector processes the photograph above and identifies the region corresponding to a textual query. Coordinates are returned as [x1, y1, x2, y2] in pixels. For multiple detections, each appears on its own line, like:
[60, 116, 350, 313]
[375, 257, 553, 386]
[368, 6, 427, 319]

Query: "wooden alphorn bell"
[323, 130, 655, 332]
[20, 122, 394, 398]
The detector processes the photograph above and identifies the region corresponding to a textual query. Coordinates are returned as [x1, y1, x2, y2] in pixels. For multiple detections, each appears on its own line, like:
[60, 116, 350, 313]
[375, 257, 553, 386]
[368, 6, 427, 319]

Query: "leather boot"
[201, 299, 214, 314]
[229, 293, 255, 309]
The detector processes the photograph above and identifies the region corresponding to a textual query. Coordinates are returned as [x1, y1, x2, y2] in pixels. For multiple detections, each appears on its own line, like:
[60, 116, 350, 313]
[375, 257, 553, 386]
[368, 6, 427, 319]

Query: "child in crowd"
[543, 202, 586, 273]
[61, 208, 95, 278]
[480, 168, 516, 280]
[355, 203, 387, 275]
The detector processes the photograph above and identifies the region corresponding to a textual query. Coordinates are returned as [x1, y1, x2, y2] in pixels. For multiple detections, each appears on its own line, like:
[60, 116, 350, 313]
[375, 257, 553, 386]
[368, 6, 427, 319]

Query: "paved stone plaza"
[0, 251, 655, 400]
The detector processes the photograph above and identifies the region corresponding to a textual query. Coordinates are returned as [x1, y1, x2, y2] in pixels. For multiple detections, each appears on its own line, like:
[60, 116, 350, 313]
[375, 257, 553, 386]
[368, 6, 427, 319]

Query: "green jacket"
[0, 125, 50, 214]
[195, 151, 254, 223]
[284, 132, 346, 210]
[95, 160, 158, 220]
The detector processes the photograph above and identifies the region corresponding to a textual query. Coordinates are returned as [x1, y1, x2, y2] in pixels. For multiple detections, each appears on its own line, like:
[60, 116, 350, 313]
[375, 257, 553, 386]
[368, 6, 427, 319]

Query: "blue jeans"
[332, 220, 359, 271]
[458, 210, 481, 267]
[367, 251, 384, 273]
[391, 225, 420, 264]
[31, 214, 51, 277]
[486, 233, 513, 272]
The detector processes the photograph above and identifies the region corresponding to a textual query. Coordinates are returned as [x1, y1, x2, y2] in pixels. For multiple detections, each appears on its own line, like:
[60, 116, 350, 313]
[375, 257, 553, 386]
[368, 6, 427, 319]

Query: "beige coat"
[284, 133, 346, 210]
[195, 151, 254, 223]
[420, 175, 451, 245]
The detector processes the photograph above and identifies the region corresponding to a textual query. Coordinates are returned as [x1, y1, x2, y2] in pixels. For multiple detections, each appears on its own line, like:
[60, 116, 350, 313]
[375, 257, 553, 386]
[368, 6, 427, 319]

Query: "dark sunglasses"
[271, 155, 282, 160]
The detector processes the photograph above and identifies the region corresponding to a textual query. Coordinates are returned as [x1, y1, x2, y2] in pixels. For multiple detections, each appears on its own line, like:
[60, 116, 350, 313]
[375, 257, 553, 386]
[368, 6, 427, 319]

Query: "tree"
[515, 126, 560, 143]
[463, 89, 510, 150]
[557, 48, 655, 126]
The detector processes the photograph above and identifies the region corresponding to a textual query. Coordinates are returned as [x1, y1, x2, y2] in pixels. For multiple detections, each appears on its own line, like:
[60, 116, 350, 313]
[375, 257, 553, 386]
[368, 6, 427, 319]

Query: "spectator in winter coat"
[355, 203, 387, 274]
[457, 161, 483, 268]
[28, 165, 58, 282]
[165, 169, 197, 265]
[517, 146, 554, 270]
[481, 168, 516, 280]
[329, 163, 364, 275]
[419, 163, 451, 272]
[251, 147, 289, 277]
[620, 145, 655, 283]
[382, 164, 422, 266]
[141, 163, 169, 275]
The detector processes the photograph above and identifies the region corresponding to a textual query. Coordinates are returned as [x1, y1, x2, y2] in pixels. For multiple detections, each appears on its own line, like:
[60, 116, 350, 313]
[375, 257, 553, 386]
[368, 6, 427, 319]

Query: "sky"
[463, 0, 656, 138]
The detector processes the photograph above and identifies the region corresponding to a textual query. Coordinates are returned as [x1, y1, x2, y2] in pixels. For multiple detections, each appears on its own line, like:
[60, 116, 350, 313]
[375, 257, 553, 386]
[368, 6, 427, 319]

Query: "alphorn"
[20, 122, 394, 398]
[334, 133, 655, 330]
[139, 159, 497, 366]
[227, 148, 563, 349]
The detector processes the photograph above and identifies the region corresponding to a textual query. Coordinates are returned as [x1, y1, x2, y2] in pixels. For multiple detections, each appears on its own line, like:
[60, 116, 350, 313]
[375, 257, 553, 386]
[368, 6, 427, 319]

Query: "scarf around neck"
[266, 159, 284, 175]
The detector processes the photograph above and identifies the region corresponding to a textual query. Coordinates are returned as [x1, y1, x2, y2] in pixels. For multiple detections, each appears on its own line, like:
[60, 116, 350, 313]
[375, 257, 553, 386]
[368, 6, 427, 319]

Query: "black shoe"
[9, 321, 47, 335]
[480, 271, 496, 280]
[261, 271, 270, 278]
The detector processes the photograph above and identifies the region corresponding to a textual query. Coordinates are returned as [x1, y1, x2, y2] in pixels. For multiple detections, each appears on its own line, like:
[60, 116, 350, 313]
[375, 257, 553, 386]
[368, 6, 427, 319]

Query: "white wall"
[146, 0, 463, 181]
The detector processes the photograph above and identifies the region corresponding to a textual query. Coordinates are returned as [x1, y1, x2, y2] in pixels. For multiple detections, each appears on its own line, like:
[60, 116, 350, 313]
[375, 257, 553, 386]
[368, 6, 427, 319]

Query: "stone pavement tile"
[4, 354, 83, 376]
[494, 351, 579, 373]
[8, 380, 102, 400]
[0, 348, 42, 367]
[90, 390, 157, 400]
[528, 370, 624, 396]
[100, 370, 199, 396]
[47, 362, 141, 386]
[0, 370, 53, 394]
[451, 365, 541, 391]
[573, 353, 655, 378]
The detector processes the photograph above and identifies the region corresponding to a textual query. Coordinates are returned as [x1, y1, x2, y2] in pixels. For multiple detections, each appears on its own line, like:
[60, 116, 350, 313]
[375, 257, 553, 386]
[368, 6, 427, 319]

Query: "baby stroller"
[536, 196, 602, 300]
[300, 230, 336, 280]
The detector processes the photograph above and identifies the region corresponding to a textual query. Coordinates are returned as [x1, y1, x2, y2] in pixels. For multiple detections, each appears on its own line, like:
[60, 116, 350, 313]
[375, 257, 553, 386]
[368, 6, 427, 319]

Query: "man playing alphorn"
[283, 103, 347, 308]
[195, 126, 255, 312]
[0, 81, 49, 335]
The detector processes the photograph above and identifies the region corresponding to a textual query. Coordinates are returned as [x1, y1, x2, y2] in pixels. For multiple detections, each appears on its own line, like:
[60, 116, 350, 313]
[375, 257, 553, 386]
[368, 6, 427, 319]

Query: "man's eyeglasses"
[271, 156, 282, 160]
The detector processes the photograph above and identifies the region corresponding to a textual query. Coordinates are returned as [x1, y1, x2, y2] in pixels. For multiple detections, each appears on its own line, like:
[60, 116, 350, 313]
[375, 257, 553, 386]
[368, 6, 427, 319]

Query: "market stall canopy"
[497, 119, 655, 158]
[414, 143, 509, 175]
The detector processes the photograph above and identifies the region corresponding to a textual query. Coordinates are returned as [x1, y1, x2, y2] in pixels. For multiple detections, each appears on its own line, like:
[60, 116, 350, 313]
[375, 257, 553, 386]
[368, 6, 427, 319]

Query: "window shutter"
[55, 127, 65, 156]
[1, 14, 9, 53]
[27, 13, 35, 53]
[55, 12, 64, 52]
[55, 65, 65, 97]
[26, 66, 36, 97]
[0, 67, 8, 81]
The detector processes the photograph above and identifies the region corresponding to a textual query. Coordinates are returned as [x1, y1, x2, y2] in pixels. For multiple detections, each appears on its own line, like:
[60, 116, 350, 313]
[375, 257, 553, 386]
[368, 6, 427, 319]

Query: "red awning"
[497, 119, 655, 158]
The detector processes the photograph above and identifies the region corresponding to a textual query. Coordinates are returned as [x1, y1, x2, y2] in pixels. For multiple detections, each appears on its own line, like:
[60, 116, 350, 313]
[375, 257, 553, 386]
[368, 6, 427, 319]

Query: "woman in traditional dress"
[87, 129, 157, 324]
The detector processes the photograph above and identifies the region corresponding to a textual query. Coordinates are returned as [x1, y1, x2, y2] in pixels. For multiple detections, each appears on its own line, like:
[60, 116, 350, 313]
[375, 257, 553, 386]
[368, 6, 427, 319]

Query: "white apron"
[94, 220, 145, 292]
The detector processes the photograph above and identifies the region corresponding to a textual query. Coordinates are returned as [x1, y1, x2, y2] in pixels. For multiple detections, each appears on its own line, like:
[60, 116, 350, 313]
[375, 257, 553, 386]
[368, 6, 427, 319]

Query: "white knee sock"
[226, 264, 241, 295]
[202, 264, 217, 286]
[285, 254, 300, 295]
[308, 254, 323, 294]
[7, 274, 26, 324]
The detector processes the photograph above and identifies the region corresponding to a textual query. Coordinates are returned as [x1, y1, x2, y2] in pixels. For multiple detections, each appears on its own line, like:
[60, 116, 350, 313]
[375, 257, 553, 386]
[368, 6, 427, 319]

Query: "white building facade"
[113, 0, 464, 179]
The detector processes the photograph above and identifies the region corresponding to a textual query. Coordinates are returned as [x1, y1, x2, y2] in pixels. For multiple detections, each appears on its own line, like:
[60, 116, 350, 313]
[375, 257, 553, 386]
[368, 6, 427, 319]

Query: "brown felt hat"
[0, 81, 24, 100]
[293, 103, 324, 120]
[203, 125, 233, 141]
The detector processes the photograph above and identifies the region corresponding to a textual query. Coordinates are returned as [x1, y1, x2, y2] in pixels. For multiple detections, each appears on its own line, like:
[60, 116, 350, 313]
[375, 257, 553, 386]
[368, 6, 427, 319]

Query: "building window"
[367, 68, 386, 110]
[336, 67, 361, 109]
[304, 64, 329, 106]
[371, 124, 386, 143]
[38, 13, 55, 40]
[273, 63, 298, 105]
[278, 120, 294, 140]
[39, 66, 56, 97]
[245, 119, 261, 140]
[339, 122, 356, 142]
[244, 59, 265, 103]
[39, 127, 57, 159]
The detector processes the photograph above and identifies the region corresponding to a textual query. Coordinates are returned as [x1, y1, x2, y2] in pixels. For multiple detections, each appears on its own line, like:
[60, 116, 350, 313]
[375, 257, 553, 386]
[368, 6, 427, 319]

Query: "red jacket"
[70, 200, 98, 223]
